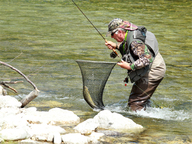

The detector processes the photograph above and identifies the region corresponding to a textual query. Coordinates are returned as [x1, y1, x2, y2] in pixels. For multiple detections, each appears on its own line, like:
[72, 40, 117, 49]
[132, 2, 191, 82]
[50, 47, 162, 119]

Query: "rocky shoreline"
[0, 87, 144, 144]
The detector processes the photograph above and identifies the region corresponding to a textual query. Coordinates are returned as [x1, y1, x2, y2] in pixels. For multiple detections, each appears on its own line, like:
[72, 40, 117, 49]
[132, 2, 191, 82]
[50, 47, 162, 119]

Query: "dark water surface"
[0, 0, 192, 143]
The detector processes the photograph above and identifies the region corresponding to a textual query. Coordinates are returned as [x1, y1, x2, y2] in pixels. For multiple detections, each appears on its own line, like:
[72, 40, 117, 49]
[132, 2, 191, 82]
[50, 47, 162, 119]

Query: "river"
[0, 0, 192, 143]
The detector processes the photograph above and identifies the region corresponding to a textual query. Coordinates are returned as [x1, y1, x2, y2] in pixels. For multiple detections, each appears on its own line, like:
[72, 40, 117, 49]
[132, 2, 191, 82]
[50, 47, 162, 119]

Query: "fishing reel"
[110, 51, 118, 58]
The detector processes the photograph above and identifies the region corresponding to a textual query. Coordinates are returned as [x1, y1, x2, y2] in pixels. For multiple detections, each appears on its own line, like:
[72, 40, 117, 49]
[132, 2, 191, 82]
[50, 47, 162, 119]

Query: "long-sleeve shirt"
[119, 39, 153, 71]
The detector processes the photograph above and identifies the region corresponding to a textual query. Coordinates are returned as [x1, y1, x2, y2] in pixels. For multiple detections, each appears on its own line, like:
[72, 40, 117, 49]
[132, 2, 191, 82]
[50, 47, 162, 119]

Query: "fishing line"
[71, 0, 119, 56]
[72, 0, 105, 41]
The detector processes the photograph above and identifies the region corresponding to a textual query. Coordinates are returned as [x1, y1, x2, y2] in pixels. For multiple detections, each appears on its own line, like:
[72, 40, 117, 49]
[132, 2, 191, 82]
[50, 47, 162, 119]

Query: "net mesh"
[76, 60, 116, 110]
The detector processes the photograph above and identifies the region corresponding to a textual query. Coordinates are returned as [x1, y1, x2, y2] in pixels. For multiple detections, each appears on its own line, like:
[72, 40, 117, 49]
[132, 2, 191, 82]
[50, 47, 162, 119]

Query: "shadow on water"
[0, 0, 192, 143]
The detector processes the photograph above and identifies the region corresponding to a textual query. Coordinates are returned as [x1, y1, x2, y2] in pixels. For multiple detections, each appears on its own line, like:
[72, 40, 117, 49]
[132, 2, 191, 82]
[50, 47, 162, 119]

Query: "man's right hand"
[105, 41, 117, 50]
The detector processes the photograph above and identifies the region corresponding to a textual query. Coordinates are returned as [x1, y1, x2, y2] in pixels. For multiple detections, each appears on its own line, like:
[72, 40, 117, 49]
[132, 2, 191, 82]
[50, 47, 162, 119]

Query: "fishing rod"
[71, 0, 119, 57]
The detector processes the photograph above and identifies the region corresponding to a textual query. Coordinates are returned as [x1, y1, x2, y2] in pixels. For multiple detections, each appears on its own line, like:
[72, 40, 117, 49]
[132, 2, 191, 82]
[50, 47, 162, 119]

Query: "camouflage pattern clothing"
[118, 38, 153, 71]
[129, 40, 153, 70]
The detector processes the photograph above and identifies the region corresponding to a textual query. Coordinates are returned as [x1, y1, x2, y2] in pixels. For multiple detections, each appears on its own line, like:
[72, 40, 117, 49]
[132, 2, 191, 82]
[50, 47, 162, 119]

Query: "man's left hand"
[117, 60, 132, 70]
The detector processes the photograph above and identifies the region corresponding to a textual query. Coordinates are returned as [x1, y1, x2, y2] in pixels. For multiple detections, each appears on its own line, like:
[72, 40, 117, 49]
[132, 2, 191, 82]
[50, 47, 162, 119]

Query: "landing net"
[76, 60, 116, 110]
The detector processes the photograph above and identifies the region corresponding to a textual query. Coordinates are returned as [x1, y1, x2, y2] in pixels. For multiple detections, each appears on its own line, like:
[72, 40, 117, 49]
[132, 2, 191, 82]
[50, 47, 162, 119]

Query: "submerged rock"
[96, 130, 122, 137]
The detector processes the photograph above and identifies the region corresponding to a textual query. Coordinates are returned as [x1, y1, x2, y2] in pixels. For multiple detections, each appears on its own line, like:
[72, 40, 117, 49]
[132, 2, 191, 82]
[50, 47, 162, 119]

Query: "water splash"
[105, 104, 190, 121]
[129, 107, 190, 121]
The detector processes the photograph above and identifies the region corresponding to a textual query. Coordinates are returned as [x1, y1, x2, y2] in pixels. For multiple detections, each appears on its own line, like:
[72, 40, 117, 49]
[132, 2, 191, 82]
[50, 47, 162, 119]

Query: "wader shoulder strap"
[124, 31, 134, 53]
[122, 30, 135, 63]
[146, 44, 156, 57]
[123, 31, 129, 54]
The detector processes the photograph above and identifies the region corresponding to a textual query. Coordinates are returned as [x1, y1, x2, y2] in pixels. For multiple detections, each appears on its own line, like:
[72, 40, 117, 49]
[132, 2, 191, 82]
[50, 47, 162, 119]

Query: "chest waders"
[122, 27, 156, 83]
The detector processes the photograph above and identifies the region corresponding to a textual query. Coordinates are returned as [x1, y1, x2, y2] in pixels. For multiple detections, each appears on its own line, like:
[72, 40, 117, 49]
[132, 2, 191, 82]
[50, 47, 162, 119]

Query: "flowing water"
[0, 0, 192, 143]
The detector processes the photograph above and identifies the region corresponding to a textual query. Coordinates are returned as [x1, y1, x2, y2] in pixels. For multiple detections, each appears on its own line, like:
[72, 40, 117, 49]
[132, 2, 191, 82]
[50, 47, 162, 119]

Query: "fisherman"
[105, 18, 166, 111]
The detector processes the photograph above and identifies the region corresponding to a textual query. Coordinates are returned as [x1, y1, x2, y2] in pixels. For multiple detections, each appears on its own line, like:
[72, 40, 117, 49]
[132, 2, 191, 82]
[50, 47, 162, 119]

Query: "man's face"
[111, 30, 125, 42]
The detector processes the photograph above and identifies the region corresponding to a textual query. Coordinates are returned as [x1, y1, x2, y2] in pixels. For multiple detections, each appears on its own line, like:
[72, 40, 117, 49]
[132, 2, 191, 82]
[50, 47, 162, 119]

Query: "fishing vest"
[120, 26, 159, 83]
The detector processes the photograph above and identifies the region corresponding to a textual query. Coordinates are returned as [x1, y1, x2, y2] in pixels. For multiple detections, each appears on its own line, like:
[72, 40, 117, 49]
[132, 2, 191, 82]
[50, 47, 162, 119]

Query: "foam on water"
[129, 107, 190, 121]
[105, 104, 190, 121]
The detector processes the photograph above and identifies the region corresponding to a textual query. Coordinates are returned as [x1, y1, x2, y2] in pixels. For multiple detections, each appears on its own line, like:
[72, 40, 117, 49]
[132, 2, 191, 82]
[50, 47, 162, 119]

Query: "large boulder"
[49, 108, 80, 124]
[74, 118, 99, 135]
[28, 124, 65, 142]
[28, 124, 66, 137]
[0, 113, 28, 129]
[61, 133, 89, 144]
[94, 110, 143, 132]
[0, 128, 29, 141]
[0, 96, 21, 108]
[23, 107, 80, 125]
[61, 132, 104, 144]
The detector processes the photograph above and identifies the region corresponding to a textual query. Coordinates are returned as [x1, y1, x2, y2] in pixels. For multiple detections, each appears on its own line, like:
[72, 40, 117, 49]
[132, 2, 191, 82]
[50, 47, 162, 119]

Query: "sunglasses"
[111, 30, 118, 37]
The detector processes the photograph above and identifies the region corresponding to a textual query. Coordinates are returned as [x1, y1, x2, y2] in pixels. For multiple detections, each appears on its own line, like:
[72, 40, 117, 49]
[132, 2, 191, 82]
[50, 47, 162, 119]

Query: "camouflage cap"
[107, 18, 123, 36]
[107, 18, 138, 36]
[119, 21, 138, 31]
